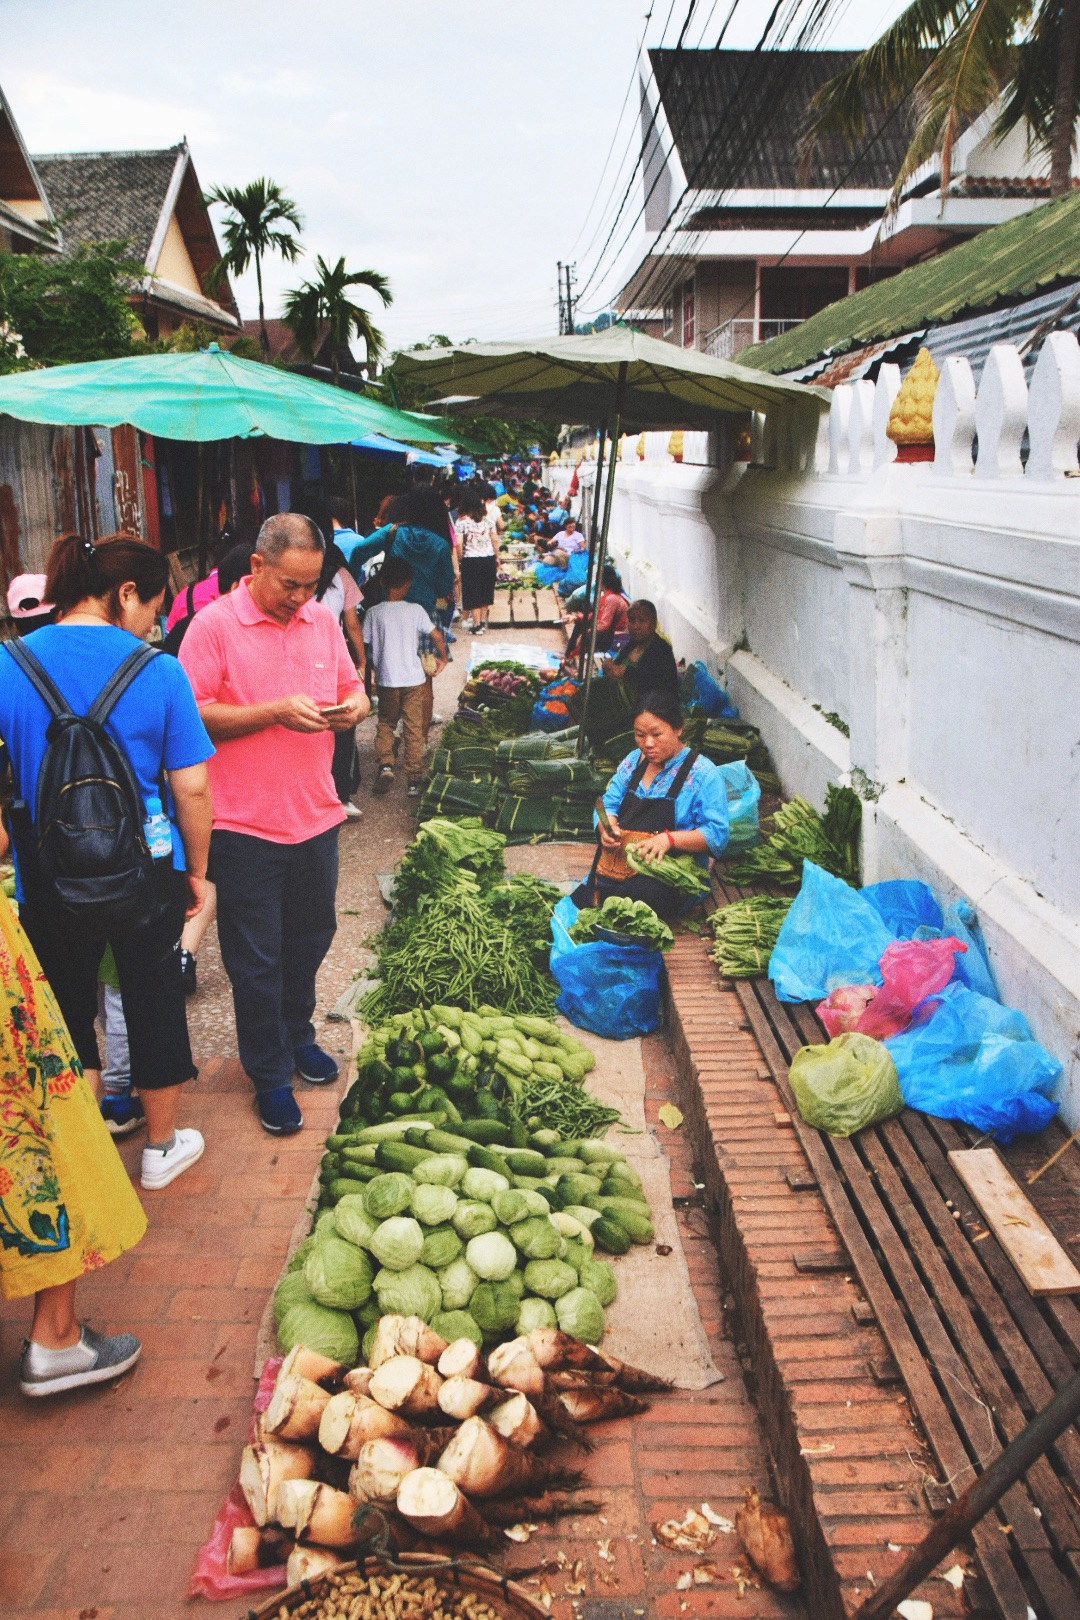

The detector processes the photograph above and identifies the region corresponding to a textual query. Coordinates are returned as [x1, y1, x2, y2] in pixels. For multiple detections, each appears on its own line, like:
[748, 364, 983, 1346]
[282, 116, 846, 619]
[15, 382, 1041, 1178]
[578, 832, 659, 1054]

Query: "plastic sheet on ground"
[189, 1357, 285, 1600]
[550, 894, 663, 1038]
[465, 640, 559, 674]
[885, 981, 1060, 1143]
[769, 862, 894, 1004]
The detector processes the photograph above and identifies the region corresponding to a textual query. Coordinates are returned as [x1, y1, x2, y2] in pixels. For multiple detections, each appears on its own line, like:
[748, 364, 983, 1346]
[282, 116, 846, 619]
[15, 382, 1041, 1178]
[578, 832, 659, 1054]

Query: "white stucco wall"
[551, 338, 1080, 1127]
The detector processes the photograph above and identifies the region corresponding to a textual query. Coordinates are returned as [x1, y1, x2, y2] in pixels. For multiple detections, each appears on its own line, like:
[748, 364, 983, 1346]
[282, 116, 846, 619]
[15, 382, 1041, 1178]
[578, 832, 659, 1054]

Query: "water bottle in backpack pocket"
[4, 639, 162, 930]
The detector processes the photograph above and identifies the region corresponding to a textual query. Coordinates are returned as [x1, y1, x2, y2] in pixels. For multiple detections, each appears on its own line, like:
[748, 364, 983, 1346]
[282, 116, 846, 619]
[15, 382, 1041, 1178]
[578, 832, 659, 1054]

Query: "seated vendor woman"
[603, 599, 678, 700]
[577, 690, 730, 921]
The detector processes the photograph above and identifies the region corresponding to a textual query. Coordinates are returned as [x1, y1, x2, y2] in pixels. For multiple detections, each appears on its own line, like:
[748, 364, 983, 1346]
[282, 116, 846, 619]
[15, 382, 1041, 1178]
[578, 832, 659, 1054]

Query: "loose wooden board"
[948, 1147, 1080, 1296]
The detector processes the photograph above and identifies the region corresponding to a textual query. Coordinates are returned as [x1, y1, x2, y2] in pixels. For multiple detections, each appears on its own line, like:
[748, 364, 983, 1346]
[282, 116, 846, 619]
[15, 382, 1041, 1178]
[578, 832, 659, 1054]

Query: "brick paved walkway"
[1, 635, 821, 1620]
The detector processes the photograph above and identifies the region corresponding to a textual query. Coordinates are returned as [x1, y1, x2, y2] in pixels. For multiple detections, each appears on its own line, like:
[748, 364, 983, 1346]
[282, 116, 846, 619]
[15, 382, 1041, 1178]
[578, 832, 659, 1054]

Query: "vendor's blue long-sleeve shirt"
[597, 746, 730, 863]
[339, 523, 455, 618]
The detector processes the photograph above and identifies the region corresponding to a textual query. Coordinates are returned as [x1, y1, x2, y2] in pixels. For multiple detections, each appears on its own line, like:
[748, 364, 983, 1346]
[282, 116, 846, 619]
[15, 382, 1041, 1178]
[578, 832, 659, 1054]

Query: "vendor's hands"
[633, 833, 672, 864]
[598, 816, 623, 851]
[606, 660, 626, 679]
[275, 694, 329, 732]
[326, 690, 371, 730]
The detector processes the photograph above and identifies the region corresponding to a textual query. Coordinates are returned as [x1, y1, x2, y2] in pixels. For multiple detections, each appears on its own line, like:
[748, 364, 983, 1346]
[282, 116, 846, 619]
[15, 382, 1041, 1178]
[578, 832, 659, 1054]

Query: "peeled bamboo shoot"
[279, 1343, 346, 1387]
[368, 1314, 448, 1369]
[369, 1355, 443, 1417]
[286, 1546, 349, 1585]
[436, 1415, 570, 1499]
[264, 1372, 332, 1441]
[487, 1338, 546, 1398]
[239, 1440, 316, 1527]
[343, 1366, 374, 1398]
[349, 1431, 455, 1505]
[488, 1392, 545, 1450]
[226, 1525, 291, 1574]
[557, 1386, 649, 1422]
[437, 1375, 498, 1422]
[319, 1390, 411, 1458]
[438, 1338, 483, 1381]
[396, 1467, 494, 1548]
[276, 1479, 358, 1548]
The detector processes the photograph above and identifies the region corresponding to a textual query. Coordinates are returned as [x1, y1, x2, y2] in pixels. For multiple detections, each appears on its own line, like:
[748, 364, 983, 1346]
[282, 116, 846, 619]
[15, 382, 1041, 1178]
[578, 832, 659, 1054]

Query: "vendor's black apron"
[574, 750, 700, 921]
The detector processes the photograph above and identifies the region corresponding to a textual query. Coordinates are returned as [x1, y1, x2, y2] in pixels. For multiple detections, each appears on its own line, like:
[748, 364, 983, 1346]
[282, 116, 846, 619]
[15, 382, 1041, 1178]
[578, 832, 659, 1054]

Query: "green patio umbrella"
[395, 326, 826, 753]
[393, 324, 824, 431]
[0, 345, 449, 444]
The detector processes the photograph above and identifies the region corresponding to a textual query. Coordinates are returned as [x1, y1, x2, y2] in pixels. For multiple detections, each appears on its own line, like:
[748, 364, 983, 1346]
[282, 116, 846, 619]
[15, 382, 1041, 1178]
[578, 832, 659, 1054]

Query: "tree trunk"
[1051, 0, 1080, 196]
[332, 351, 340, 387]
[256, 253, 268, 355]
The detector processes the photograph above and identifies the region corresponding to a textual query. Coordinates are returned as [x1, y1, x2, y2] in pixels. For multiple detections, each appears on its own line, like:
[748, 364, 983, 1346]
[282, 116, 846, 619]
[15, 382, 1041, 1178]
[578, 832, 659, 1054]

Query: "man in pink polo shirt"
[180, 513, 369, 1135]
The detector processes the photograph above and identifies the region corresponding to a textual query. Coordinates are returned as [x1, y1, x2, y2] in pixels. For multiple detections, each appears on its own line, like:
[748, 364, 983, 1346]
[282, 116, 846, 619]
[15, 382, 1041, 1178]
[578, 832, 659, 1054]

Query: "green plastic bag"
[789, 1032, 903, 1138]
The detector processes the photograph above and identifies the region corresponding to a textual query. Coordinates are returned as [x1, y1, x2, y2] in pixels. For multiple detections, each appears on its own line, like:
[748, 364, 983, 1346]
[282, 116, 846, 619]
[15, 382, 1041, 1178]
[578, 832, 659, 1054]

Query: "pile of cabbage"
[273, 1132, 653, 1366]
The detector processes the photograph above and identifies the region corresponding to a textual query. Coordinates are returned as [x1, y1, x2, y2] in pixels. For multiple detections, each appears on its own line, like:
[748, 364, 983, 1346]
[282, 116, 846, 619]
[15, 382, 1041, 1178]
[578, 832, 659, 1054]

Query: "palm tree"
[282, 256, 393, 383]
[205, 178, 304, 354]
[802, 0, 1080, 207]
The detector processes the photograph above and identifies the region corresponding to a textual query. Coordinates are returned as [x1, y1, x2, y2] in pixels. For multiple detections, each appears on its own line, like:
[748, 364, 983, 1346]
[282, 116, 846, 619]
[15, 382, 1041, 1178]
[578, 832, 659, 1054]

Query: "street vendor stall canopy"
[0, 345, 450, 445]
[393, 324, 826, 431]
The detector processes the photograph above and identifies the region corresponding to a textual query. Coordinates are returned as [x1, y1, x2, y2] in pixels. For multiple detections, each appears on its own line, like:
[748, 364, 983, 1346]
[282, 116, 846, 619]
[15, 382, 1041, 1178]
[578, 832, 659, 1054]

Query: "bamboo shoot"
[396, 1467, 494, 1548]
[239, 1440, 316, 1527]
[226, 1525, 292, 1574]
[369, 1354, 443, 1417]
[286, 1546, 349, 1585]
[264, 1372, 332, 1441]
[487, 1338, 546, 1398]
[438, 1338, 483, 1381]
[436, 1416, 573, 1499]
[437, 1375, 498, 1422]
[488, 1392, 546, 1450]
[276, 1479, 359, 1548]
[279, 1344, 346, 1388]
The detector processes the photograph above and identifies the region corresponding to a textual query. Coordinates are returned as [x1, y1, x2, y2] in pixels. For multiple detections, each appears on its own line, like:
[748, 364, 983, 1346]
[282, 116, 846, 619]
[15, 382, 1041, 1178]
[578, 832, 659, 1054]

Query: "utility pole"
[564, 262, 577, 335]
[556, 261, 577, 334]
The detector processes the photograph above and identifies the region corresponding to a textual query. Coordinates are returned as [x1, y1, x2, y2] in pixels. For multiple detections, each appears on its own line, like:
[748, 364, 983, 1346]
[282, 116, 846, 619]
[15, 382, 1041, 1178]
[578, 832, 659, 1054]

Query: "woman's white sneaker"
[140, 1127, 205, 1190]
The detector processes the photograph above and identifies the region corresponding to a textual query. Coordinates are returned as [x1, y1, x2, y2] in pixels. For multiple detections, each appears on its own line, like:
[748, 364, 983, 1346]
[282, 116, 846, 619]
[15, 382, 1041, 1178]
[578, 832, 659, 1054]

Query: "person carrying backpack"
[0, 532, 214, 1194]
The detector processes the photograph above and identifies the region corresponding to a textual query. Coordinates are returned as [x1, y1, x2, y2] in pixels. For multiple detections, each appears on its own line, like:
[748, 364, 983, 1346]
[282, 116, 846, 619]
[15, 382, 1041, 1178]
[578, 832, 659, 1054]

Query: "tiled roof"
[32, 146, 181, 264]
[649, 48, 917, 193]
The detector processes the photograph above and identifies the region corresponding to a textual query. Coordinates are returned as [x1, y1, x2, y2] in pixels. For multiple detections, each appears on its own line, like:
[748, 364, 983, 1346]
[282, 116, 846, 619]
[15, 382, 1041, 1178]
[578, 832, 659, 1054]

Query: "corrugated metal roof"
[740, 189, 1080, 374]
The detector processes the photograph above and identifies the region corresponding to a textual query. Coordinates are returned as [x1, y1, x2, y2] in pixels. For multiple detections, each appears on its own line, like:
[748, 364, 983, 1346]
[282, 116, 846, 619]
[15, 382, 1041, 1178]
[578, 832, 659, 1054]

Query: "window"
[758, 265, 849, 323]
[681, 279, 695, 349]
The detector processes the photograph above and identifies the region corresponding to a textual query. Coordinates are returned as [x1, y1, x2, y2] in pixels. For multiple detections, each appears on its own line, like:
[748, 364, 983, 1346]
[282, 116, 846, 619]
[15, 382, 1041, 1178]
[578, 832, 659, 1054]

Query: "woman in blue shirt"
[0, 534, 213, 1192]
[579, 689, 729, 920]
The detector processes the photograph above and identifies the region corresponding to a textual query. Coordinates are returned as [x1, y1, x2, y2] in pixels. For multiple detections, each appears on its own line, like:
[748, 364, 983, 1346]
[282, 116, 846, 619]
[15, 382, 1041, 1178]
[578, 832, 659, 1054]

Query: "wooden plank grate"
[708, 869, 1080, 1617]
[486, 584, 563, 629]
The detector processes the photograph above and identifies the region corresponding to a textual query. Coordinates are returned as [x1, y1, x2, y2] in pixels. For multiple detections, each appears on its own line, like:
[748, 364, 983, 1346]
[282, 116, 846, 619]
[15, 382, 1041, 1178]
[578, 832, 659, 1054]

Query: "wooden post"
[577, 364, 626, 759]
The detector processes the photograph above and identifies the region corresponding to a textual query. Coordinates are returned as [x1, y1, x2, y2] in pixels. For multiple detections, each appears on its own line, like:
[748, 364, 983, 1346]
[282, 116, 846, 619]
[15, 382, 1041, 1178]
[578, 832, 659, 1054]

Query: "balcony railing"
[701, 317, 803, 360]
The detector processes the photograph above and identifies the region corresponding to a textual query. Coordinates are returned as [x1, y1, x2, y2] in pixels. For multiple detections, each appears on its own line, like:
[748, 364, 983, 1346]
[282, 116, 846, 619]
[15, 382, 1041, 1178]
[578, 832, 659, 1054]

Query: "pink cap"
[6, 573, 54, 620]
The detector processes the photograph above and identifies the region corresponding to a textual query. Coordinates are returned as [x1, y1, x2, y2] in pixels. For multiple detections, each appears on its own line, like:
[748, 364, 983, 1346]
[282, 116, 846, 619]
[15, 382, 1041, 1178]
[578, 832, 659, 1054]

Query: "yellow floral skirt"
[0, 892, 147, 1299]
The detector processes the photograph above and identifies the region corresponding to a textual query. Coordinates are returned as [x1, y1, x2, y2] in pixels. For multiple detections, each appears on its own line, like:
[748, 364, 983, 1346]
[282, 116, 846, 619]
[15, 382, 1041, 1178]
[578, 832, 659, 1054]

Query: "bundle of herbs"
[725, 784, 861, 889]
[711, 895, 793, 978]
[569, 897, 673, 952]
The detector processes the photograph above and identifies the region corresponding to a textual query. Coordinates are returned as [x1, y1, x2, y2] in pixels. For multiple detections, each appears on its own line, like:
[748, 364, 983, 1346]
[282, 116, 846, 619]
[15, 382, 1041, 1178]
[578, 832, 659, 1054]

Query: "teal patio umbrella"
[0, 345, 449, 444]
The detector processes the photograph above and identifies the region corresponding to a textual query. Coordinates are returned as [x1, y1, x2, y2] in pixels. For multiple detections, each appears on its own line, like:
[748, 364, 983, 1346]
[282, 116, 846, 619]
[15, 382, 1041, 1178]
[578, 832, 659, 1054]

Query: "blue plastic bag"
[549, 895, 662, 1039]
[885, 981, 1059, 1143]
[557, 552, 590, 595]
[533, 560, 566, 587]
[718, 760, 761, 851]
[942, 899, 1000, 1001]
[684, 660, 738, 720]
[769, 862, 895, 1004]
[862, 880, 943, 939]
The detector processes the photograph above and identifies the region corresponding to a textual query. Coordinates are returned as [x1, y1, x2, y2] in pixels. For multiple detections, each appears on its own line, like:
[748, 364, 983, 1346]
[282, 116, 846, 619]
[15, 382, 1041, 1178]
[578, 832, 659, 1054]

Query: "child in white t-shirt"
[365, 554, 447, 795]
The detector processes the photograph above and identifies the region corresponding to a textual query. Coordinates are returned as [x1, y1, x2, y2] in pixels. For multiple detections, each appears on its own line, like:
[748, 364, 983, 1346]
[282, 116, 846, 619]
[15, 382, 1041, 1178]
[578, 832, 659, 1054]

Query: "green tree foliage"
[386, 335, 558, 456]
[283, 255, 392, 382]
[0, 242, 146, 372]
[205, 177, 303, 352]
[803, 0, 1080, 205]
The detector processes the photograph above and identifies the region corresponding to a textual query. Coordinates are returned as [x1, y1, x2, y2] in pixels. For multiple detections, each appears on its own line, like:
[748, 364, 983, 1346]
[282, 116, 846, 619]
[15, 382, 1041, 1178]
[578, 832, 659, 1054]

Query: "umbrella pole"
[577, 419, 608, 679]
[577, 363, 626, 758]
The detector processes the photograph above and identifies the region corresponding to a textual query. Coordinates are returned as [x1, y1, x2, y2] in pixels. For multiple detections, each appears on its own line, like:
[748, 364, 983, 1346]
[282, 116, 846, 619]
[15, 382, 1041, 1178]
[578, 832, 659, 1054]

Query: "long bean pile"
[711, 896, 792, 978]
[361, 876, 556, 1023]
[511, 1072, 625, 1139]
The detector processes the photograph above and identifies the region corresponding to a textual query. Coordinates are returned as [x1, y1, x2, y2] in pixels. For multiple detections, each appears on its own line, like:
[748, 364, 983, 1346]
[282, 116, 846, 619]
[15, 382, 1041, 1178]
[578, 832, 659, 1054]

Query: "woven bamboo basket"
[245, 1551, 548, 1620]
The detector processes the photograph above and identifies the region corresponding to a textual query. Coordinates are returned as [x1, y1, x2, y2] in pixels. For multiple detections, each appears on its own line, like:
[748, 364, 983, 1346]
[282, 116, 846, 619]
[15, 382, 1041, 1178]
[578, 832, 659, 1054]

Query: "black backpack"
[4, 639, 161, 930]
[162, 582, 197, 656]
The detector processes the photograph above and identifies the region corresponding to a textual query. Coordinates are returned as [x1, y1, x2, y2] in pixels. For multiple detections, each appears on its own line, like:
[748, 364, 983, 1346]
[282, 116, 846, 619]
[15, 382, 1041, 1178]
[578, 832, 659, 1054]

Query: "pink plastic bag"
[818, 937, 966, 1042]
[189, 1357, 287, 1601]
[857, 936, 965, 1038]
[817, 984, 876, 1037]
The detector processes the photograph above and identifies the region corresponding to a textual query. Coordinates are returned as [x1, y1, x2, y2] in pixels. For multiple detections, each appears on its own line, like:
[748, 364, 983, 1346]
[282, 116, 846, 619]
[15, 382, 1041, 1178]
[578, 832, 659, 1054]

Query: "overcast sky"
[4, 0, 906, 352]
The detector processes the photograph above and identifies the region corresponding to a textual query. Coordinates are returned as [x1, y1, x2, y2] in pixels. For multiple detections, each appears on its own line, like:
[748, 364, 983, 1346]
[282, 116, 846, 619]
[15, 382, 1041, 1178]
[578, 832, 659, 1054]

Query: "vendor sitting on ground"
[602, 598, 679, 700]
[575, 690, 729, 920]
[562, 564, 629, 665]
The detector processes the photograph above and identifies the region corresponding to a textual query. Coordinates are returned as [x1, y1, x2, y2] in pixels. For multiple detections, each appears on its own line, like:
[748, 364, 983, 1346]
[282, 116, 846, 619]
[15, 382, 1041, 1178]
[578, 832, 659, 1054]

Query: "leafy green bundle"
[570, 897, 673, 952]
[624, 846, 708, 896]
[710, 895, 793, 978]
[726, 784, 861, 888]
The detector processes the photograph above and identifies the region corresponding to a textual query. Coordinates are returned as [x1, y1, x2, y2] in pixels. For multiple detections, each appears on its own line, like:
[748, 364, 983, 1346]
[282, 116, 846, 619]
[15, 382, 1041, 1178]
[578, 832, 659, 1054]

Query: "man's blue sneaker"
[294, 1043, 339, 1085]
[101, 1094, 145, 1138]
[257, 1086, 303, 1135]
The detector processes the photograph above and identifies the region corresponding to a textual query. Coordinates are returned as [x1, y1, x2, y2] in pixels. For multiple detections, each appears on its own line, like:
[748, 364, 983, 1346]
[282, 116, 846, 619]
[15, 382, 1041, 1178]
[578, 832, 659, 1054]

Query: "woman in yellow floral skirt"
[1, 887, 147, 1396]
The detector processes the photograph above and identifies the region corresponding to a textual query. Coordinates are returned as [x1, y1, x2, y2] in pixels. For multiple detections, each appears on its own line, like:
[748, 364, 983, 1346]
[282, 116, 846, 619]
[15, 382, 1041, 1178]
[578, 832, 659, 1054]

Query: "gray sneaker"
[20, 1324, 141, 1398]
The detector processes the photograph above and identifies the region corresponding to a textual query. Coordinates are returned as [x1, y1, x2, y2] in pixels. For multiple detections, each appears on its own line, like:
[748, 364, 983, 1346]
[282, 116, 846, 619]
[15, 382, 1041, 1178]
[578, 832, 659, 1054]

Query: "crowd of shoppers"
[0, 458, 573, 1397]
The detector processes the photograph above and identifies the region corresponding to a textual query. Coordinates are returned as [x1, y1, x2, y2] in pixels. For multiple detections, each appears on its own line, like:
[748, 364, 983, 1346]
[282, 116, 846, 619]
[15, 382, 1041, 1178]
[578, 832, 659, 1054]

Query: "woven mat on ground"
[560, 1021, 724, 1391]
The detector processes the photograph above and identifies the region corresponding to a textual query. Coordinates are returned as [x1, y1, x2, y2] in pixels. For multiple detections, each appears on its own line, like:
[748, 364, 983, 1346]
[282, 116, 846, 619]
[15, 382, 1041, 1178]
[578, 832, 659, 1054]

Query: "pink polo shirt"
[179, 579, 361, 844]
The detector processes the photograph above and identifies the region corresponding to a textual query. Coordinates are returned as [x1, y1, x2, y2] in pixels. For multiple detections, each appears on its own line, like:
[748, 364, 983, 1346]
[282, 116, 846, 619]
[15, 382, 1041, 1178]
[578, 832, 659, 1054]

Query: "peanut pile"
[278, 1569, 513, 1620]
